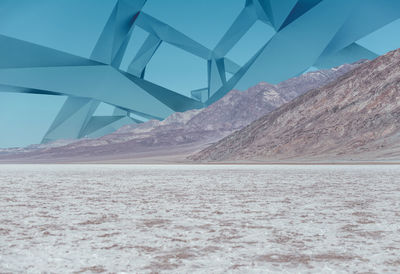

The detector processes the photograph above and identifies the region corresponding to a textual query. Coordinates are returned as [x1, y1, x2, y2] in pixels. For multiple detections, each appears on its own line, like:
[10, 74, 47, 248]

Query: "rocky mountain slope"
[191, 49, 400, 162]
[0, 63, 359, 162]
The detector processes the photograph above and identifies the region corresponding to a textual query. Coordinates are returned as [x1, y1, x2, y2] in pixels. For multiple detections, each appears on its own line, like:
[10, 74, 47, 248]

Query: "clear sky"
[0, 0, 400, 148]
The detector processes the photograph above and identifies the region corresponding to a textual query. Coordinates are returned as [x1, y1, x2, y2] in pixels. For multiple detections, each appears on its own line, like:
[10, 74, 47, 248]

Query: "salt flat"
[0, 165, 399, 273]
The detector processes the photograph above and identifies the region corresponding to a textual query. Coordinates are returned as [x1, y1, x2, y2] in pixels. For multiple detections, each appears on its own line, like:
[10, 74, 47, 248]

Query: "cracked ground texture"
[0, 164, 399, 273]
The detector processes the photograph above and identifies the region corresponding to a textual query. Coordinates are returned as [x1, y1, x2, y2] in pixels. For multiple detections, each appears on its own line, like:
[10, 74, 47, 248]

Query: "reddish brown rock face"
[191, 49, 400, 162]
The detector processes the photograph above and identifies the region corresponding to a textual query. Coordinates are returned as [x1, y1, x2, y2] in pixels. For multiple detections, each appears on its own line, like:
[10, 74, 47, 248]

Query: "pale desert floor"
[0, 164, 400, 273]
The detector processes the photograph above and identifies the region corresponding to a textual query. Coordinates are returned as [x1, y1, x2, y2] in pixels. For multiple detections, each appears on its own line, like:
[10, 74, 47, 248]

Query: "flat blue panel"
[213, 6, 258, 57]
[223, 59, 241, 75]
[125, 72, 204, 112]
[191, 88, 208, 103]
[357, 18, 400, 55]
[322, 0, 400, 56]
[208, 59, 225, 97]
[119, 26, 149, 71]
[81, 115, 125, 137]
[112, 107, 129, 116]
[46, 97, 95, 134]
[0, 35, 100, 68]
[264, 0, 298, 30]
[315, 43, 378, 69]
[0, 66, 174, 119]
[43, 97, 99, 142]
[128, 34, 161, 76]
[94, 103, 116, 116]
[225, 20, 275, 66]
[279, 0, 323, 30]
[90, 4, 118, 64]
[136, 13, 212, 59]
[234, 0, 360, 89]
[141, 0, 244, 49]
[111, 0, 146, 60]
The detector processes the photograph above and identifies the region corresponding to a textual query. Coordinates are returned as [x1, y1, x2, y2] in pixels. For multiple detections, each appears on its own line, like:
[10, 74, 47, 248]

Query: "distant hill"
[0, 63, 359, 162]
[191, 49, 400, 162]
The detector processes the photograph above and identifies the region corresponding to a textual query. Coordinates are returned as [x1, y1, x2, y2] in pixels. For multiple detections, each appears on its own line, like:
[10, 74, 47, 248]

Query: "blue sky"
[0, 0, 400, 148]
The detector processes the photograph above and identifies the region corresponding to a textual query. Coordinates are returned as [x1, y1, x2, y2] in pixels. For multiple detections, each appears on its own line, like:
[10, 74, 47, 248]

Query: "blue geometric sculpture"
[0, 0, 399, 143]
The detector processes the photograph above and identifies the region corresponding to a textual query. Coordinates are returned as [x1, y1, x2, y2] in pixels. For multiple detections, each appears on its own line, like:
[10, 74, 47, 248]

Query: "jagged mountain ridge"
[0, 63, 359, 161]
[191, 49, 400, 162]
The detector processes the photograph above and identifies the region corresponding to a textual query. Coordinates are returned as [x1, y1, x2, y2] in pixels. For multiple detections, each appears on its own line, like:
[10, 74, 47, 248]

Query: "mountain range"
[191, 49, 400, 162]
[0, 62, 360, 163]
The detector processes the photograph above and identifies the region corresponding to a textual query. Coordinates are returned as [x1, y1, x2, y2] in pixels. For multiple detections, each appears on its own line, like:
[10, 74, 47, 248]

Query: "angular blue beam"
[213, 5, 258, 57]
[315, 43, 378, 69]
[127, 33, 162, 77]
[233, 0, 362, 89]
[0, 66, 175, 119]
[0, 34, 100, 68]
[80, 115, 125, 137]
[135, 12, 212, 60]
[43, 97, 99, 143]
[259, 0, 298, 30]
[322, 0, 400, 58]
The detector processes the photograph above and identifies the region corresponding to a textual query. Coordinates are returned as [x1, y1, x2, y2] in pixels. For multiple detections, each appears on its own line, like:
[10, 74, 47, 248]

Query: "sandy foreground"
[0, 164, 399, 273]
